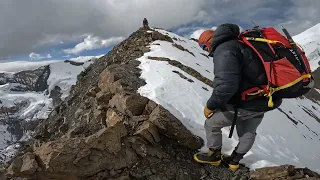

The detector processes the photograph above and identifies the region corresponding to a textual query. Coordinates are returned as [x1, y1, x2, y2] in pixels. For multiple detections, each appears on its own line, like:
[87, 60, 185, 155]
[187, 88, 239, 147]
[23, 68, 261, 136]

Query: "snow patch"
[137, 28, 320, 173]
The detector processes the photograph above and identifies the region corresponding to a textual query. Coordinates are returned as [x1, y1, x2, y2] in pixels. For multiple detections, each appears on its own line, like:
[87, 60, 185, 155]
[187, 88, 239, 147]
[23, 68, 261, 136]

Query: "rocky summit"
[2, 27, 320, 180]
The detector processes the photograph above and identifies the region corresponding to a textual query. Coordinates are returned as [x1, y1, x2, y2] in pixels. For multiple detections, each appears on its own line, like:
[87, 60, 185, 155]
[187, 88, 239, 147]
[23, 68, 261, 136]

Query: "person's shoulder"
[214, 40, 243, 55]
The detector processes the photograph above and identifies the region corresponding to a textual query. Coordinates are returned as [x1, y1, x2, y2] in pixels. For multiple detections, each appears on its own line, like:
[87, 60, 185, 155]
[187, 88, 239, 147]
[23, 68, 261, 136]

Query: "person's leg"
[235, 113, 263, 154]
[220, 108, 264, 170]
[194, 110, 233, 165]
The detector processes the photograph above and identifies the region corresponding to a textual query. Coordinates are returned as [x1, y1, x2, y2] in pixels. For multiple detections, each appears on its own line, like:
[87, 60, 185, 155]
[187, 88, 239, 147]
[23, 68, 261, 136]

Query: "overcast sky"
[1, 0, 319, 61]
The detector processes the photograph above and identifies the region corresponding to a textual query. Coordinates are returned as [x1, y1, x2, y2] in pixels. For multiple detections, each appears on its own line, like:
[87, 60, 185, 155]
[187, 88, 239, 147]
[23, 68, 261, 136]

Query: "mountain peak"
[3, 27, 320, 179]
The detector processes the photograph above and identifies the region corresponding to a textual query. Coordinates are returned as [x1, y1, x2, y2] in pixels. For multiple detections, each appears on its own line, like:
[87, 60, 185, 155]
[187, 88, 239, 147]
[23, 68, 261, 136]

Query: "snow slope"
[293, 23, 320, 71]
[137, 28, 320, 173]
[0, 56, 99, 163]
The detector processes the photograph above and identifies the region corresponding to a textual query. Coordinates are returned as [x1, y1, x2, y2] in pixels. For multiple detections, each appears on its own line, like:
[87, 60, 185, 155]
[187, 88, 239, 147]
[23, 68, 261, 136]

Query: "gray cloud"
[0, 0, 319, 58]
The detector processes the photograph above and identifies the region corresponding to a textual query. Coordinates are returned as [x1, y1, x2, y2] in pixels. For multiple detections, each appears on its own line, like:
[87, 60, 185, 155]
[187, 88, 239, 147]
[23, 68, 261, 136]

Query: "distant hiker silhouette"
[143, 18, 149, 29]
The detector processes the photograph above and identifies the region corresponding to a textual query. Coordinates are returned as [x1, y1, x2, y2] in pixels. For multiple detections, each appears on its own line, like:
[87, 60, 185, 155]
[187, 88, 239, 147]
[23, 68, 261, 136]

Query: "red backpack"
[238, 26, 314, 107]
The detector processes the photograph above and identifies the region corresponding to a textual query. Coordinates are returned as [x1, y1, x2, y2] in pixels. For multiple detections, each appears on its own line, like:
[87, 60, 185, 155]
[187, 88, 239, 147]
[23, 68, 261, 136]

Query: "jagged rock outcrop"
[5, 28, 320, 180]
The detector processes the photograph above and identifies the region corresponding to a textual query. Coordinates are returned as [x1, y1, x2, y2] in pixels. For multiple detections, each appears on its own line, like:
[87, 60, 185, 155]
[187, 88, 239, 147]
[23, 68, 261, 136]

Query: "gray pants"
[205, 106, 264, 154]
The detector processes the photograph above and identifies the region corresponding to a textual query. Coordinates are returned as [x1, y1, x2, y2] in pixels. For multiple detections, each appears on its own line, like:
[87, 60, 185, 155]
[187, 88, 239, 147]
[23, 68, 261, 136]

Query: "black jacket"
[206, 23, 282, 112]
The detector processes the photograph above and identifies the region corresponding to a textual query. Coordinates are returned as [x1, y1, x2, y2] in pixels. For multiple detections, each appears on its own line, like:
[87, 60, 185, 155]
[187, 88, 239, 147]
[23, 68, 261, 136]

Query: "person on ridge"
[193, 24, 282, 170]
[143, 18, 149, 29]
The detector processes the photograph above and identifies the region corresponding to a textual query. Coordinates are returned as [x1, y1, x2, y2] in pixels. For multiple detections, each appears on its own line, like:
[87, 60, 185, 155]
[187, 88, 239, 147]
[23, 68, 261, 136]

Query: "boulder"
[134, 121, 160, 145]
[6, 152, 38, 177]
[106, 109, 124, 127]
[149, 105, 201, 150]
[109, 93, 149, 116]
[95, 90, 112, 105]
[86, 87, 101, 97]
[250, 165, 296, 180]
[33, 123, 137, 177]
[142, 100, 158, 115]
[93, 108, 106, 125]
[98, 63, 146, 94]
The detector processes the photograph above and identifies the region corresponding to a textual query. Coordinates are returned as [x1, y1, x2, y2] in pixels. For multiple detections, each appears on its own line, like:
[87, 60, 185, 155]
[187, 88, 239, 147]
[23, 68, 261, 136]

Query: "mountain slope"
[4, 27, 320, 179]
[293, 23, 320, 71]
[0, 57, 98, 164]
[136, 28, 320, 173]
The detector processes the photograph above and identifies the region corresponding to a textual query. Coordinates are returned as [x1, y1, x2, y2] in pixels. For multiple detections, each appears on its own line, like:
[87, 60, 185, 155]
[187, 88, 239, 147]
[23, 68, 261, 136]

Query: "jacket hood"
[210, 23, 240, 53]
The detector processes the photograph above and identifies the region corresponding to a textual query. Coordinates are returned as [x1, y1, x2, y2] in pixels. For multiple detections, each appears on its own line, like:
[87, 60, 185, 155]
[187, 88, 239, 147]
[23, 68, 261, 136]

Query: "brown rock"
[20, 153, 38, 176]
[98, 63, 146, 94]
[86, 87, 101, 97]
[250, 165, 295, 180]
[109, 93, 149, 116]
[98, 68, 121, 92]
[106, 109, 124, 127]
[149, 105, 201, 150]
[128, 137, 166, 159]
[140, 46, 150, 53]
[6, 153, 38, 177]
[134, 121, 160, 144]
[6, 156, 23, 176]
[142, 100, 158, 115]
[34, 123, 136, 177]
[93, 108, 106, 124]
[151, 31, 173, 42]
[95, 90, 112, 105]
[74, 108, 83, 119]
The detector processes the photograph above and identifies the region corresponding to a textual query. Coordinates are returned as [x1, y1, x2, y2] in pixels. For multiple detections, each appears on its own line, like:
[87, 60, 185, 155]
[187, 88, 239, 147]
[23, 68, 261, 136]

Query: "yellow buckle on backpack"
[264, 74, 311, 108]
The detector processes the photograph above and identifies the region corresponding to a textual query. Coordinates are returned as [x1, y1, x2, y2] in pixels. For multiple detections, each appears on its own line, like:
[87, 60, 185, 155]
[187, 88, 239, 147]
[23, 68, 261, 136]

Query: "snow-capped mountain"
[293, 23, 320, 71]
[0, 56, 101, 163]
[137, 27, 320, 173]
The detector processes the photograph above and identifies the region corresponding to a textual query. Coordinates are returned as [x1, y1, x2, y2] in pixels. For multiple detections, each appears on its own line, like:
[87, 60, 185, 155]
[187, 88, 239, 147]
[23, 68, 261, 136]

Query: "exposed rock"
[172, 70, 194, 82]
[109, 93, 149, 116]
[74, 108, 83, 119]
[19, 153, 38, 176]
[106, 108, 124, 127]
[98, 62, 146, 94]
[86, 86, 101, 97]
[6, 152, 38, 177]
[95, 90, 112, 105]
[33, 123, 135, 177]
[134, 121, 160, 144]
[6, 156, 23, 177]
[142, 100, 158, 115]
[149, 105, 202, 149]
[93, 108, 106, 125]
[249, 165, 320, 180]
[148, 56, 213, 87]
[172, 43, 195, 57]
[151, 31, 173, 43]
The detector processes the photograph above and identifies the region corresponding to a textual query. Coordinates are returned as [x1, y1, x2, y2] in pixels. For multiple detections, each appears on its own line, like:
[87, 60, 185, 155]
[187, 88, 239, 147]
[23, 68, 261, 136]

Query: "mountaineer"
[194, 23, 313, 170]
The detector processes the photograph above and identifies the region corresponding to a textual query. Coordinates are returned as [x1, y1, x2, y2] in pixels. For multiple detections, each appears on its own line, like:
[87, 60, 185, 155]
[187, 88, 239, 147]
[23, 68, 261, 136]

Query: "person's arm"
[206, 44, 242, 110]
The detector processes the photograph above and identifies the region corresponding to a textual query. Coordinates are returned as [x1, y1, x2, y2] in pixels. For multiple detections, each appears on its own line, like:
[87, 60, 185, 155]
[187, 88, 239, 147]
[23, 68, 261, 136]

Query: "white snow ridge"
[0, 56, 96, 164]
[137, 28, 320, 173]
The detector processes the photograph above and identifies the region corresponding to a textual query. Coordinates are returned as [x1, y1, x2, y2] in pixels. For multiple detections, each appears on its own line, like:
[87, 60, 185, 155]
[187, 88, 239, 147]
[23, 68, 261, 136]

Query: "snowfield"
[0, 56, 99, 163]
[293, 23, 320, 71]
[137, 28, 320, 173]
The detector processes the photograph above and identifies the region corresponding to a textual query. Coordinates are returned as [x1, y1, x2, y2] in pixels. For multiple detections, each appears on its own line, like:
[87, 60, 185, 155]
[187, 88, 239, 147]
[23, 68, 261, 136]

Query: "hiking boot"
[222, 150, 244, 171]
[193, 148, 221, 166]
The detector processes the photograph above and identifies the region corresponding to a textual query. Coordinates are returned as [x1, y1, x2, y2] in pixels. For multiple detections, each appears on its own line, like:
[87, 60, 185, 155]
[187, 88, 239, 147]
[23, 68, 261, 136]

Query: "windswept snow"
[293, 23, 320, 71]
[0, 60, 59, 73]
[137, 28, 320, 173]
[47, 59, 93, 99]
[0, 56, 96, 163]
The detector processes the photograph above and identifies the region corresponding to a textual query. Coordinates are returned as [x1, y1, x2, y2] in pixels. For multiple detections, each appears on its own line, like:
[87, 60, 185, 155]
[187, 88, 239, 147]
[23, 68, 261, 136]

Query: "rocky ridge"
[3, 27, 320, 180]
